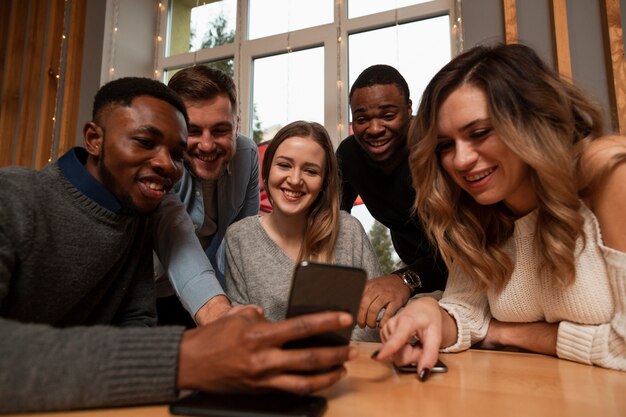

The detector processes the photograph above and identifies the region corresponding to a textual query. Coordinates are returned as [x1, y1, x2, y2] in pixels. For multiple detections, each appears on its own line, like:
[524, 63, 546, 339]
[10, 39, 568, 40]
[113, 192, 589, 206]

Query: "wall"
[74, 0, 158, 147]
[462, 0, 626, 132]
[76, 0, 107, 145]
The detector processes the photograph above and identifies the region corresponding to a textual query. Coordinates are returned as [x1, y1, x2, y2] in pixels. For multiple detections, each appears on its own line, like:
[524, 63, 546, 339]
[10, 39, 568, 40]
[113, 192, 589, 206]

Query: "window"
[167, 0, 236, 56]
[252, 47, 325, 142]
[348, 0, 432, 19]
[348, 16, 451, 115]
[248, 0, 333, 40]
[158, 0, 460, 143]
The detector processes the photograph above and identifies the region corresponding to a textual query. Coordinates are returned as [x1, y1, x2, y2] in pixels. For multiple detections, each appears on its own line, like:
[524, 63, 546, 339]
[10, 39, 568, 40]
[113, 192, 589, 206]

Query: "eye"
[354, 117, 367, 124]
[305, 168, 320, 176]
[383, 113, 396, 121]
[276, 162, 291, 169]
[212, 128, 232, 137]
[188, 127, 202, 137]
[469, 128, 492, 139]
[435, 140, 454, 155]
[134, 137, 154, 148]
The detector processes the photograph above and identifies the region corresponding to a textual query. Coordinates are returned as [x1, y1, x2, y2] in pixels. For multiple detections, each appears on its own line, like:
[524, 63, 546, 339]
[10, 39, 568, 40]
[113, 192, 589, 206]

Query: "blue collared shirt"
[57, 147, 122, 213]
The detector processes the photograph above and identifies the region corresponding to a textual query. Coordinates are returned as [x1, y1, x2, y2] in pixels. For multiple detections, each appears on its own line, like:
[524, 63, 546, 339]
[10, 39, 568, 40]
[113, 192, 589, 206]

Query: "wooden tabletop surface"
[8, 342, 625, 417]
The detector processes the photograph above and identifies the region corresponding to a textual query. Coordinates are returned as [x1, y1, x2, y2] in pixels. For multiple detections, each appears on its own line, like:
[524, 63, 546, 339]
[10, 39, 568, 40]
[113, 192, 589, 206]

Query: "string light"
[336, 0, 344, 141]
[48, 0, 70, 163]
[454, 0, 464, 53]
[153, 0, 164, 80]
[236, 0, 243, 125]
[108, 0, 120, 81]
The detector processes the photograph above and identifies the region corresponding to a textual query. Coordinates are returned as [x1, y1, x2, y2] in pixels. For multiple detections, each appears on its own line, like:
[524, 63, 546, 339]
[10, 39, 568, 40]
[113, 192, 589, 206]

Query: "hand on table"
[375, 297, 443, 381]
[357, 274, 411, 329]
[178, 307, 357, 395]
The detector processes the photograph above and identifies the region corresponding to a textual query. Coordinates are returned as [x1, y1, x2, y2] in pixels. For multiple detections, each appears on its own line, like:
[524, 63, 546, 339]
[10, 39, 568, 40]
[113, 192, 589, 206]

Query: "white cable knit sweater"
[439, 203, 625, 370]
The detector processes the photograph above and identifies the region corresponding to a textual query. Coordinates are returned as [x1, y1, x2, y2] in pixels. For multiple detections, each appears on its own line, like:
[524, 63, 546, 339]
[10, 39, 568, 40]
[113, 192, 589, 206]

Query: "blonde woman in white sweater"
[375, 43, 626, 379]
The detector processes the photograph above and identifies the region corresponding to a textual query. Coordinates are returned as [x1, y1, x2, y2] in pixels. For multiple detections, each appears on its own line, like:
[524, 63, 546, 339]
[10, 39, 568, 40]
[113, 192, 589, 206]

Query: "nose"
[287, 169, 302, 185]
[197, 130, 216, 152]
[366, 118, 385, 137]
[452, 140, 478, 171]
[152, 147, 179, 178]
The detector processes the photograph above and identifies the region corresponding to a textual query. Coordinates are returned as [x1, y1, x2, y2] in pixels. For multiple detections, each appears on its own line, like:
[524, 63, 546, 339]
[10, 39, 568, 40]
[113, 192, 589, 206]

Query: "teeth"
[283, 190, 304, 198]
[367, 138, 390, 147]
[198, 153, 218, 162]
[466, 168, 494, 182]
[146, 182, 164, 191]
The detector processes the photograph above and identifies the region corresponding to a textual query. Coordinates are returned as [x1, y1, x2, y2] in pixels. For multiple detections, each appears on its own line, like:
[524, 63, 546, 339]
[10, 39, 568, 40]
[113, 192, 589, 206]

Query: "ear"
[407, 99, 413, 117]
[83, 122, 103, 157]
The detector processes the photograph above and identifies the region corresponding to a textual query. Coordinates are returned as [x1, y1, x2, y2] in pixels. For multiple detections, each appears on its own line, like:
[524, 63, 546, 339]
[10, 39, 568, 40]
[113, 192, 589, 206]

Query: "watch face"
[404, 271, 422, 289]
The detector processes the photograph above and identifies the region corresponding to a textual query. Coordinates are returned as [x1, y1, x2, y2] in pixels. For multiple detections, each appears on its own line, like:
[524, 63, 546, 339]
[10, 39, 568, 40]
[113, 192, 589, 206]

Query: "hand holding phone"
[284, 261, 367, 349]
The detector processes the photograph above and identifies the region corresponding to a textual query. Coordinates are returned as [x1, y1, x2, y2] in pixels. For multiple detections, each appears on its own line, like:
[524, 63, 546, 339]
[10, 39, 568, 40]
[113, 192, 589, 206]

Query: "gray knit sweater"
[0, 164, 183, 412]
[224, 211, 381, 341]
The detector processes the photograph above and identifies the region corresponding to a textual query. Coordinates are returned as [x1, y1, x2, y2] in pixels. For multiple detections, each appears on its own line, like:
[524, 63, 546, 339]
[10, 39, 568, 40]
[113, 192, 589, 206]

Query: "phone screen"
[170, 391, 327, 417]
[283, 261, 367, 349]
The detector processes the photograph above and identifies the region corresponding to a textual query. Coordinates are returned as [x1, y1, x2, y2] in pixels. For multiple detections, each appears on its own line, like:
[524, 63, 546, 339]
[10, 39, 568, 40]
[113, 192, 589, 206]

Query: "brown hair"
[262, 121, 340, 263]
[168, 65, 237, 110]
[409, 43, 604, 290]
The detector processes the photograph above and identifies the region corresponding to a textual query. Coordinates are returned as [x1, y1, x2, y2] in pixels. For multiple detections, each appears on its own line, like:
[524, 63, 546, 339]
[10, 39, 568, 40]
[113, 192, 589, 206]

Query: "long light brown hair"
[262, 121, 340, 263]
[409, 43, 604, 291]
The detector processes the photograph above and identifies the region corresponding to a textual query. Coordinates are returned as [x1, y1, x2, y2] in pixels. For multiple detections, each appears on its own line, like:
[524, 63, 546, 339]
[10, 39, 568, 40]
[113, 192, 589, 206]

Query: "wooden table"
[8, 342, 625, 417]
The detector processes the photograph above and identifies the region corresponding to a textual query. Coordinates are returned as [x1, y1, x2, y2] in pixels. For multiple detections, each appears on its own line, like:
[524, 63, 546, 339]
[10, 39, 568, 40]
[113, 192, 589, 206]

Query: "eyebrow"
[275, 155, 322, 170]
[137, 125, 187, 148]
[189, 121, 234, 129]
[436, 118, 490, 139]
[352, 103, 399, 114]
[136, 125, 164, 138]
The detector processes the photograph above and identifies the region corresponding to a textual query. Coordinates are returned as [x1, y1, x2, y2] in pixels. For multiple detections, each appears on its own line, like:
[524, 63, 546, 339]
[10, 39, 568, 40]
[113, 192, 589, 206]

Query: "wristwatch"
[395, 269, 422, 296]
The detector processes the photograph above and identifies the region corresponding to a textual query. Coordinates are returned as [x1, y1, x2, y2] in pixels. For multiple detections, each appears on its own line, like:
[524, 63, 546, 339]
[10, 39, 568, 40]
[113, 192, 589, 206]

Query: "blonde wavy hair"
[409, 43, 604, 291]
[262, 121, 340, 263]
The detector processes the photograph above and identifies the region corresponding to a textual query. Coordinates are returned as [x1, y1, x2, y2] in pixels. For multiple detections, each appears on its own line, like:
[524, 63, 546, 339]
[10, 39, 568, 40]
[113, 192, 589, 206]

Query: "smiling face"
[436, 84, 536, 216]
[350, 83, 412, 170]
[84, 95, 187, 214]
[184, 93, 237, 181]
[267, 136, 326, 219]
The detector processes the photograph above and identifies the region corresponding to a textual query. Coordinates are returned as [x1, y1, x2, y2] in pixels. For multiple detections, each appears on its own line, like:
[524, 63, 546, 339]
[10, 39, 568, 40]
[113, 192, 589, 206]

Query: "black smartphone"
[283, 261, 367, 349]
[394, 358, 448, 373]
[170, 391, 327, 417]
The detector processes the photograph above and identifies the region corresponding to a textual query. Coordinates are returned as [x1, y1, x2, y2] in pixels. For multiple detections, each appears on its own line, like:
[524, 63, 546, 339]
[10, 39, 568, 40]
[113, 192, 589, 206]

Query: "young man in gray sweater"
[0, 77, 355, 413]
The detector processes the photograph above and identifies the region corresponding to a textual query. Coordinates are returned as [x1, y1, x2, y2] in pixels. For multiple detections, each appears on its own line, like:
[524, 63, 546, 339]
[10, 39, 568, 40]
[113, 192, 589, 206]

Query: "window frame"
[157, 0, 460, 144]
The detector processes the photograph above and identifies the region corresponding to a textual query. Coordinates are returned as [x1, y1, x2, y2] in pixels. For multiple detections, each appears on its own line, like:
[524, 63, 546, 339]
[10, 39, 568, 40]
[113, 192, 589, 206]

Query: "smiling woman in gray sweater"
[224, 121, 381, 341]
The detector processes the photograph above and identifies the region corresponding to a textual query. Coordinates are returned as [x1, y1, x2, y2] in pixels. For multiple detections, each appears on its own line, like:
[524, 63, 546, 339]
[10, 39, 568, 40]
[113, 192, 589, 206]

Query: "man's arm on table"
[0, 308, 356, 412]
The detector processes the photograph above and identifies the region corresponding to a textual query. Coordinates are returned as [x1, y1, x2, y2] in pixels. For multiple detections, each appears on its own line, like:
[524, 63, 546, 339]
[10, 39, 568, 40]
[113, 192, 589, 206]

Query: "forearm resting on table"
[484, 320, 558, 356]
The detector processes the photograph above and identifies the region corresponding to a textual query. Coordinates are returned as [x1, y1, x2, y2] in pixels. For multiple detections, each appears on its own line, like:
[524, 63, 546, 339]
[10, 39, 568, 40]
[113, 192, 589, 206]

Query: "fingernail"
[370, 349, 379, 359]
[349, 347, 359, 359]
[339, 313, 353, 325]
[418, 368, 430, 382]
